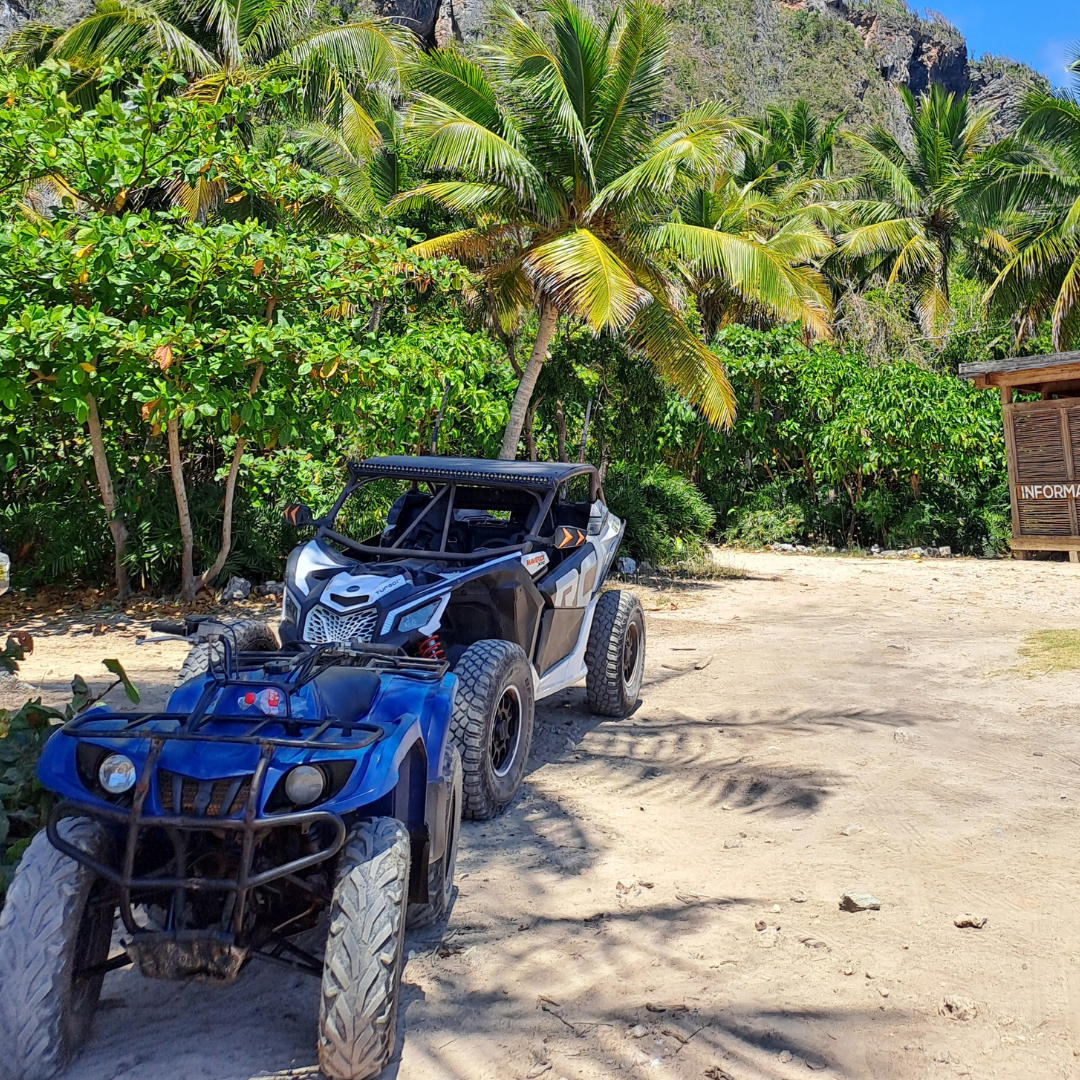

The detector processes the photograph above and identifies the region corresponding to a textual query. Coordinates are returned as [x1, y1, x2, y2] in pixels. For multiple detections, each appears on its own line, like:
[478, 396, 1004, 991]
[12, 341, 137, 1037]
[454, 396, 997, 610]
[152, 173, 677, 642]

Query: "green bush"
[605, 463, 717, 565]
[726, 502, 806, 547]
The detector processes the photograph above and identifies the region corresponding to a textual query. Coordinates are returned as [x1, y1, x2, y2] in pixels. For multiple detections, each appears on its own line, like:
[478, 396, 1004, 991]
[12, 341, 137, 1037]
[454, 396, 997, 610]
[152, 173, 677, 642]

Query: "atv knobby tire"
[450, 640, 535, 820]
[0, 818, 114, 1080]
[174, 619, 277, 687]
[318, 817, 410, 1080]
[585, 590, 645, 717]
[406, 742, 462, 930]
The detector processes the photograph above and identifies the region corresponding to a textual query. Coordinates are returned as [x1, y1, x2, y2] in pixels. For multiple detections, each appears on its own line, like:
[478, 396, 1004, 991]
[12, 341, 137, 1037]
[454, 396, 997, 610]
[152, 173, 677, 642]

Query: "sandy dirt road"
[6, 550, 1080, 1080]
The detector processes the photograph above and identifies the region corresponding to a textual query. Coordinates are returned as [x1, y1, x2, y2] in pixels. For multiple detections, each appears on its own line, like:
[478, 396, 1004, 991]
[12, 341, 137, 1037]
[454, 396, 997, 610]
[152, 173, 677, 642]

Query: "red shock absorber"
[418, 633, 446, 661]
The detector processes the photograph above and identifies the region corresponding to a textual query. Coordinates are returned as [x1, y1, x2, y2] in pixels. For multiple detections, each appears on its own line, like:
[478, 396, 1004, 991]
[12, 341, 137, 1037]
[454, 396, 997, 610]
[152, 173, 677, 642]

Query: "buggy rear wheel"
[450, 640, 535, 820]
[407, 743, 463, 929]
[174, 618, 277, 687]
[0, 818, 115, 1080]
[585, 590, 646, 717]
[318, 817, 410, 1080]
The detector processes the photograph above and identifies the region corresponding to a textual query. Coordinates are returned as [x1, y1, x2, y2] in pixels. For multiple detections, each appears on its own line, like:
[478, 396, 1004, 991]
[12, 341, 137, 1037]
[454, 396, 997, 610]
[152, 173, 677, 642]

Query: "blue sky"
[932, 0, 1075, 85]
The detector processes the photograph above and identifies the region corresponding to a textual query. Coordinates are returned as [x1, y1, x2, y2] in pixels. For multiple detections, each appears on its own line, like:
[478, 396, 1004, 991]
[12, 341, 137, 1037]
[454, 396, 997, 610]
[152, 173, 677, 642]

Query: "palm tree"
[8, 0, 414, 179]
[394, 0, 824, 459]
[980, 76, 1080, 350]
[839, 84, 994, 336]
[737, 99, 842, 189]
[669, 172, 836, 341]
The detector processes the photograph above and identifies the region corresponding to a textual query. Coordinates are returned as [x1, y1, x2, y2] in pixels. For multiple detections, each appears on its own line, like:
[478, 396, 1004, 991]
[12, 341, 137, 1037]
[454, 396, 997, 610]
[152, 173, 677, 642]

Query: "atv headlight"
[284, 764, 326, 806]
[98, 753, 137, 794]
[395, 600, 440, 635]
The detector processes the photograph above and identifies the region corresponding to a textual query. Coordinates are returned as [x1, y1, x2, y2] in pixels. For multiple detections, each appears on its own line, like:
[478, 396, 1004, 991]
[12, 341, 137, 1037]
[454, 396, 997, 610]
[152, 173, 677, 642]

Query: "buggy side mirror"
[553, 525, 587, 550]
[284, 503, 315, 528]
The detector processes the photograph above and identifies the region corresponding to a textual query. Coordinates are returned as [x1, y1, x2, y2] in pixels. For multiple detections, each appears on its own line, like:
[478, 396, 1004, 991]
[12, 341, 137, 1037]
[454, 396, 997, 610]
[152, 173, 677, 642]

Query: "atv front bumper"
[47, 739, 347, 943]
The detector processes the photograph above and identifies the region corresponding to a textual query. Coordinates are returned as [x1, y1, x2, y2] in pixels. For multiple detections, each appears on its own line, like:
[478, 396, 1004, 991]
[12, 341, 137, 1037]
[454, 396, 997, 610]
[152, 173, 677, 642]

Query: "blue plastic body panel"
[36, 666, 458, 820]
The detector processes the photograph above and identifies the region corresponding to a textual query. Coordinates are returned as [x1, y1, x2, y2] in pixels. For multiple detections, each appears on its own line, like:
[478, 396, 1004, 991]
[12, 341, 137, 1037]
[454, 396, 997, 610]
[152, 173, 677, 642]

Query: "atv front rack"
[49, 739, 347, 939]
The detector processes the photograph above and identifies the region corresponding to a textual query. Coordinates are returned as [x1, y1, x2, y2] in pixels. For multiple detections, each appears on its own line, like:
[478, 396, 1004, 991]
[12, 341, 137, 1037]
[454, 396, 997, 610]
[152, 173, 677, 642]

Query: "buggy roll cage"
[313, 456, 605, 563]
[49, 641, 449, 940]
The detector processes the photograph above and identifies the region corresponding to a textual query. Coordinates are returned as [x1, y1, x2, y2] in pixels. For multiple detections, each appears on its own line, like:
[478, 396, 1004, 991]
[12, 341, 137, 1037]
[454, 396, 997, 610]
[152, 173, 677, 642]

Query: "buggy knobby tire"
[318, 817, 410, 1080]
[174, 618, 277, 687]
[0, 818, 115, 1080]
[406, 742, 463, 930]
[585, 590, 645, 717]
[450, 640, 535, 820]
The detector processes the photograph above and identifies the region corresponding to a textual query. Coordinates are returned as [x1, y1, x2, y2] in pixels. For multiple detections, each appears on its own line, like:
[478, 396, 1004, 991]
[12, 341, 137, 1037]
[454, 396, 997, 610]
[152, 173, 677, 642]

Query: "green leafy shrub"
[726, 502, 806, 547]
[0, 638, 138, 900]
[605, 463, 717, 565]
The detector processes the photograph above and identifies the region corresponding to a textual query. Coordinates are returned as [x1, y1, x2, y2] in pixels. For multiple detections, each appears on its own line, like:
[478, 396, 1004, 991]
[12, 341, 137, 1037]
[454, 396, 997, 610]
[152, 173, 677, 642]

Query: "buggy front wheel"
[450, 640, 535, 820]
[174, 618, 277, 687]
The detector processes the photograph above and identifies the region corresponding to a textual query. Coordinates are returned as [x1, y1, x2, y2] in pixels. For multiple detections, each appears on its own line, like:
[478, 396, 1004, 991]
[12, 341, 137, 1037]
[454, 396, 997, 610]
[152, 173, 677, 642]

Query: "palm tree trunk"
[85, 393, 132, 601]
[167, 416, 198, 603]
[499, 300, 557, 460]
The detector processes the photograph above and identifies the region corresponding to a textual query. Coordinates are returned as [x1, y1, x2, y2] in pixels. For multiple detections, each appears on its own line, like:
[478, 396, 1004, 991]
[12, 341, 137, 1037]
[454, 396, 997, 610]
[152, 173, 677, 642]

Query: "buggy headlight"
[98, 753, 136, 794]
[395, 600, 440, 634]
[284, 764, 326, 806]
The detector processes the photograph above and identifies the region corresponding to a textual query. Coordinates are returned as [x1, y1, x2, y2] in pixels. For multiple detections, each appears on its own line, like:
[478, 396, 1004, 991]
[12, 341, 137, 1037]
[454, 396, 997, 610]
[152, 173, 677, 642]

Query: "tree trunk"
[366, 301, 384, 334]
[196, 437, 247, 593]
[524, 402, 537, 461]
[555, 400, 567, 462]
[167, 417, 198, 602]
[85, 394, 132, 601]
[499, 300, 558, 460]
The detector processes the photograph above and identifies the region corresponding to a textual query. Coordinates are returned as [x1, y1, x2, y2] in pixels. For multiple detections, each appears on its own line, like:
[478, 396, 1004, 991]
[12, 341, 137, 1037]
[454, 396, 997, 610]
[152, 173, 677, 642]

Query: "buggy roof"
[351, 456, 600, 495]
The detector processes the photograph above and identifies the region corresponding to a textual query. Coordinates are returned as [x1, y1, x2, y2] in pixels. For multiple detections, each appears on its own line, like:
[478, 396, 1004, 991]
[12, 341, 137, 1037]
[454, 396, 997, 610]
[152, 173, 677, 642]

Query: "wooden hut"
[960, 351, 1080, 560]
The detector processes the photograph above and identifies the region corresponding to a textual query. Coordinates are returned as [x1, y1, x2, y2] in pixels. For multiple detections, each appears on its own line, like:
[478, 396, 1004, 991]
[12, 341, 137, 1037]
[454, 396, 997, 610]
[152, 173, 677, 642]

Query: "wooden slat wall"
[1006, 397, 1080, 550]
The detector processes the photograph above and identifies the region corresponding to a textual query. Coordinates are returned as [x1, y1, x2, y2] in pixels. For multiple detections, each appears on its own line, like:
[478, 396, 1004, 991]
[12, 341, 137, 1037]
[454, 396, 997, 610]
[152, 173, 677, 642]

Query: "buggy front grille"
[303, 604, 378, 645]
[158, 770, 251, 818]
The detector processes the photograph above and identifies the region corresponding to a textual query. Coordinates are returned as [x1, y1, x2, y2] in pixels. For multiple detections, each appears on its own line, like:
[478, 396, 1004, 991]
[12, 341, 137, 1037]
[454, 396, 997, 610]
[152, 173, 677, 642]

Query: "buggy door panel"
[533, 545, 599, 675]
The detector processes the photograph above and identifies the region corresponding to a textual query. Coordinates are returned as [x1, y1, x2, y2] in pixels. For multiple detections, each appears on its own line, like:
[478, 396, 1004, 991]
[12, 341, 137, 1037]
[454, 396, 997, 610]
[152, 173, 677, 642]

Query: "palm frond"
[524, 227, 647, 330]
[650, 221, 832, 338]
[628, 298, 735, 428]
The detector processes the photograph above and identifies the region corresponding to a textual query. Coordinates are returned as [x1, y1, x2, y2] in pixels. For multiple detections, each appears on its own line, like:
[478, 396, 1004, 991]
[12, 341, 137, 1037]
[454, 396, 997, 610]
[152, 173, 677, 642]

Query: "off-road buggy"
[276, 456, 645, 816]
[0, 456, 644, 1080]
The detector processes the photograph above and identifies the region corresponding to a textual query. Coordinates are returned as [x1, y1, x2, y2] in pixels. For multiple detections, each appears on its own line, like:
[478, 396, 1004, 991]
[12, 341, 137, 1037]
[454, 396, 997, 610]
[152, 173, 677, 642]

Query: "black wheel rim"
[622, 620, 641, 686]
[490, 686, 522, 777]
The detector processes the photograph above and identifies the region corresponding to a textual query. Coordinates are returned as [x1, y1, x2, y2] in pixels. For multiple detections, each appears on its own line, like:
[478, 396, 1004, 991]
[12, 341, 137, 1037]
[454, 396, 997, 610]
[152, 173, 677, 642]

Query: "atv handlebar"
[150, 621, 188, 636]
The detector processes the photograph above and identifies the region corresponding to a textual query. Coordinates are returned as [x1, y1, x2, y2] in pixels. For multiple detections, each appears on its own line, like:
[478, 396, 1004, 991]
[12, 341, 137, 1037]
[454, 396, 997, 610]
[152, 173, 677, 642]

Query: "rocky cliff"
[382, 0, 1050, 134]
[4, 0, 1050, 135]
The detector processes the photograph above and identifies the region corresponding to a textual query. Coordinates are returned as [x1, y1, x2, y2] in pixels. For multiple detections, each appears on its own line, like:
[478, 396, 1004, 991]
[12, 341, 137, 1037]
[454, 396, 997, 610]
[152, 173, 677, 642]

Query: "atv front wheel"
[318, 817, 410, 1080]
[0, 818, 115, 1080]
[585, 590, 646, 717]
[174, 618, 277, 687]
[407, 742, 463, 929]
[450, 640, 535, 820]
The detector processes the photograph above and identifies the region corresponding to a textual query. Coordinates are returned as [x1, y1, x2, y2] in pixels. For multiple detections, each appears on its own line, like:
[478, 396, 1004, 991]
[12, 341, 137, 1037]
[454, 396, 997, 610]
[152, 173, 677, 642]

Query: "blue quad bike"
[0, 457, 646, 1080]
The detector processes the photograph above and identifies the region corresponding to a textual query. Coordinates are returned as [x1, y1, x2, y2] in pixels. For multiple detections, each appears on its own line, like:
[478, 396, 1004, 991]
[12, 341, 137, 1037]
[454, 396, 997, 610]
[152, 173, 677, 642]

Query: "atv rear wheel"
[0, 818, 115, 1080]
[450, 640, 535, 820]
[585, 590, 645, 717]
[174, 618, 277, 687]
[407, 742, 463, 929]
[318, 817, 410, 1080]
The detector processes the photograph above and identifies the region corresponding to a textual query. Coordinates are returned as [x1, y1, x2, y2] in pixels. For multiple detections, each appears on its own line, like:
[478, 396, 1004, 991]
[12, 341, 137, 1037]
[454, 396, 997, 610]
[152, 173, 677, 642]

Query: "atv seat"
[312, 667, 381, 725]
